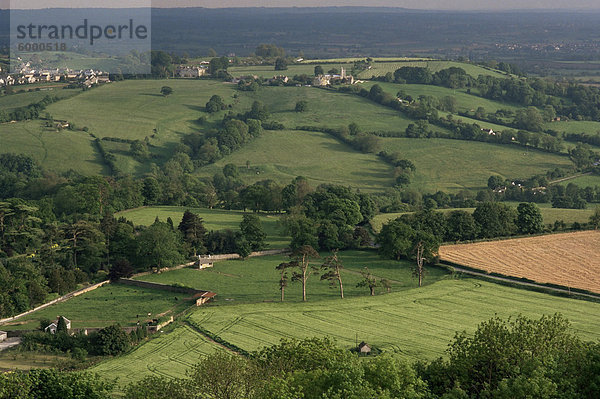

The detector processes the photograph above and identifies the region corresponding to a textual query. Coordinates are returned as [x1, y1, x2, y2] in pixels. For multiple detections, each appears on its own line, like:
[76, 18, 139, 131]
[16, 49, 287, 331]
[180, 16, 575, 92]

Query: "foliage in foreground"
[2, 314, 600, 398]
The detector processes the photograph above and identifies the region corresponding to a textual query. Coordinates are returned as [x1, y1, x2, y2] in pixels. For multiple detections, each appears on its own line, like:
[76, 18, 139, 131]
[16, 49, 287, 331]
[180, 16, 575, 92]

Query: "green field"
[188, 279, 600, 361]
[116, 206, 289, 248]
[86, 249, 600, 387]
[358, 60, 508, 79]
[379, 137, 572, 193]
[134, 251, 448, 304]
[252, 85, 415, 132]
[545, 120, 600, 136]
[370, 205, 596, 233]
[361, 81, 520, 115]
[229, 63, 354, 78]
[0, 120, 107, 175]
[0, 85, 78, 111]
[557, 174, 600, 187]
[90, 324, 223, 388]
[197, 129, 395, 192]
[0, 283, 192, 331]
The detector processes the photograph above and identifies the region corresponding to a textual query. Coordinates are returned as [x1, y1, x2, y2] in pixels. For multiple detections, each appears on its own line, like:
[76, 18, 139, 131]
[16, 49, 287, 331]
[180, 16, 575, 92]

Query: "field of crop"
[0, 120, 107, 175]
[379, 137, 572, 193]
[0, 283, 192, 331]
[116, 206, 289, 248]
[439, 230, 600, 293]
[189, 278, 600, 361]
[370, 205, 596, 232]
[358, 60, 508, 79]
[197, 129, 395, 192]
[90, 324, 223, 388]
[135, 250, 448, 304]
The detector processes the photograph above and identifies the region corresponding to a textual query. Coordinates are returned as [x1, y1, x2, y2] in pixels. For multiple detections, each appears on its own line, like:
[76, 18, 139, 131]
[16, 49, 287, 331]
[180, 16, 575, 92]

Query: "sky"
[3, 0, 600, 10]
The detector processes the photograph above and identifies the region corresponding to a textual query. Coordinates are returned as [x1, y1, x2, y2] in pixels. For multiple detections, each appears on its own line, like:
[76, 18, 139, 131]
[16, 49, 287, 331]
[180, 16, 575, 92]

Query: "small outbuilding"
[197, 255, 214, 270]
[0, 331, 7, 342]
[358, 341, 372, 354]
[194, 291, 217, 306]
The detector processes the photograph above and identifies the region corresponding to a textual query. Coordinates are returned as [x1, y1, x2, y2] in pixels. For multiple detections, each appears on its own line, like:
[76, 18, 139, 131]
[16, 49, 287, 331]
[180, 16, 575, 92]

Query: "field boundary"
[0, 280, 110, 326]
[440, 260, 600, 302]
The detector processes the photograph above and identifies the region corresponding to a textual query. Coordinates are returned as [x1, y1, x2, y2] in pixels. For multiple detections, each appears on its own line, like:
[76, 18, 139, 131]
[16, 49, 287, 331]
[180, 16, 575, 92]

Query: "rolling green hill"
[197, 129, 395, 192]
[379, 137, 572, 193]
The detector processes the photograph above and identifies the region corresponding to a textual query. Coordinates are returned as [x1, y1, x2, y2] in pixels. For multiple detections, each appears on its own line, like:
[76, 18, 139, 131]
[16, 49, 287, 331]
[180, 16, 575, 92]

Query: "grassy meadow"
[251, 85, 415, 132]
[358, 60, 508, 79]
[0, 120, 107, 175]
[116, 206, 289, 248]
[557, 174, 600, 187]
[0, 283, 192, 331]
[379, 137, 572, 193]
[134, 250, 448, 304]
[197, 129, 395, 192]
[229, 63, 354, 78]
[361, 81, 520, 115]
[0, 85, 78, 111]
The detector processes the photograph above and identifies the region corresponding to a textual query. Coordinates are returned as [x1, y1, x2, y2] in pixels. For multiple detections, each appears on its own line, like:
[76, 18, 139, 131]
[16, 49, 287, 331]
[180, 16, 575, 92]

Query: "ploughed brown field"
[439, 230, 600, 293]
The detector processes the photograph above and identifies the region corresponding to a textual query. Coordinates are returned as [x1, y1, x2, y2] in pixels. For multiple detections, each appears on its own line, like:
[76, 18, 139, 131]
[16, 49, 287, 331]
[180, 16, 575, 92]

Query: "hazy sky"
[4, 0, 600, 10]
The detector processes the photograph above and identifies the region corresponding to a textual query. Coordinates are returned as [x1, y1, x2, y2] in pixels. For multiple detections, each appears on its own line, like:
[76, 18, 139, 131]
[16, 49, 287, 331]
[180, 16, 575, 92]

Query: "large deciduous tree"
[516, 202, 544, 234]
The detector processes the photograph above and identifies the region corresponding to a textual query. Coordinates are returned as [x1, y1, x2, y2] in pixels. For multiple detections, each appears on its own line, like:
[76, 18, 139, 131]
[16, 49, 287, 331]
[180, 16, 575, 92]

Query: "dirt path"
[549, 172, 592, 185]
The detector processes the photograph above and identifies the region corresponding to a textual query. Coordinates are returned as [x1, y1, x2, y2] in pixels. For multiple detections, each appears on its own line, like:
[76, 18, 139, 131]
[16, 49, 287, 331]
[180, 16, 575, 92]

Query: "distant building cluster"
[174, 64, 208, 78]
[0, 63, 110, 88]
[313, 67, 355, 87]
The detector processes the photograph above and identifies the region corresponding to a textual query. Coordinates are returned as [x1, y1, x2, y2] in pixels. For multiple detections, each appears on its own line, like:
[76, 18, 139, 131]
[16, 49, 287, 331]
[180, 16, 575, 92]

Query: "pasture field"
[0, 120, 107, 175]
[358, 60, 508, 79]
[229, 63, 354, 78]
[0, 85, 78, 111]
[116, 206, 289, 248]
[545, 120, 600, 137]
[370, 205, 596, 233]
[134, 250, 448, 304]
[379, 137, 572, 193]
[0, 351, 71, 371]
[0, 283, 192, 331]
[251, 85, 415, 132]
[557, 174, 600, 187]
[301, 57, 431, 63]
[90, 324, 223, 388]
[439, 230, 600, 293]
[189, 278, 600, 361]
[45, 79, 243, 143]
[360, 81, 520, 115]
[197, 129, 395, 192]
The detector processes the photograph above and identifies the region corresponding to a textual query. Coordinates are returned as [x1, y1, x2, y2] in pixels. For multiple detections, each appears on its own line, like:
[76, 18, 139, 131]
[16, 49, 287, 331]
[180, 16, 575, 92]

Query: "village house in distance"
[313, 67, 355, 86]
